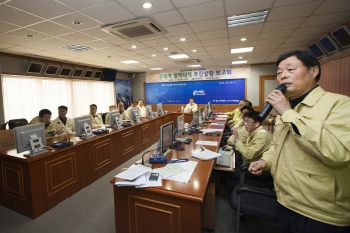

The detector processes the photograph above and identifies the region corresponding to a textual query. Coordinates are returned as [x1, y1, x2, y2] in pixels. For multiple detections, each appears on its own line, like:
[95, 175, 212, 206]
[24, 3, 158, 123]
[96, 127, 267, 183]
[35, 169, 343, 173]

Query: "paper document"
[136, 172, 163, 188]
[154, 163, 187, 178]
[192, 149, 222, 161]
[201, 129, 221, 135]
[215, 117, 227, 120]
[196, 140, 218, 146]
[114, 173, 146, 187]
[216, 114, 228, 118]
[115, 164, 152, 180]
[163, 161, 198, 183]
[210, 122, 225, 125]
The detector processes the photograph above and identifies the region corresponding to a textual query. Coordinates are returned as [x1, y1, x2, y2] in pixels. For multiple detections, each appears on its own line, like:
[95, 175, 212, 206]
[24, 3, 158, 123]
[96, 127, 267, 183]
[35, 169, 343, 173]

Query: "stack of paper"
[114, 164, 162, 188]
[201, 129, 222, 135]
[216, 114, 228, 118]
[192, 149, 222, 161]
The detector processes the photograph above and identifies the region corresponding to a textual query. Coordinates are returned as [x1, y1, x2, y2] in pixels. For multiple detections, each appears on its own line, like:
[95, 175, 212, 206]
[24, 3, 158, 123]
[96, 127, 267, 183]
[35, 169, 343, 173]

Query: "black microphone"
[57, 122, 73, 146]
[258, 84, 287, 120]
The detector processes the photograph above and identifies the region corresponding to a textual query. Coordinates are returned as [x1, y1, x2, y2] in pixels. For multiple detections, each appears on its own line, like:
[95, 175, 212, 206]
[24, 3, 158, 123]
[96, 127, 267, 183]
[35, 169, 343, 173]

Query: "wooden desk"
[110, 124, 224, 233]
[0, 114, 171, 218]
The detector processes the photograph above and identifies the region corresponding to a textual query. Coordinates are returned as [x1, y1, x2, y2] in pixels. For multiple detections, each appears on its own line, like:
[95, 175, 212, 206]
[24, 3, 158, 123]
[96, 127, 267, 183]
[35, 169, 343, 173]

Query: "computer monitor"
[74, 115, 94, 138]
[146, 105, 153, 118]
[159, 121, 174, 155]
[14, 123, 47, 156]
[108, 110, 122, 129]
[130, 107, 141, 122]
[176, 114, 184, 138]
[204, 105, 208, 120]
[207, 101, 213, 114]
[192, 111, 199, 127]
[157, 103, 163, 116]
[198, 107, 203, 122]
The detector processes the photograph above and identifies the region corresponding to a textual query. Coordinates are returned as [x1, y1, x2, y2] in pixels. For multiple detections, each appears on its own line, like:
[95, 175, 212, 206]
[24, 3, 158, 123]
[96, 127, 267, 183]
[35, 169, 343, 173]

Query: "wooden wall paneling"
[140, 123, 152, 151]
[340, 56, 350, 96]
[91, 138, 113, 179]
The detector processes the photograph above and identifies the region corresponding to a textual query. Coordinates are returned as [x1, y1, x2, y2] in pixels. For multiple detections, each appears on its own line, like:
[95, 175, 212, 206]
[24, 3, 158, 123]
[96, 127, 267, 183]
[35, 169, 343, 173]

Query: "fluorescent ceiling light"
[142, 2, 152, 8]
[187, 65, 201, 67]
[228, 10, 268, 28]
[120, 60, 139, 64]
[150, 68, 163, 70]
[232, 60, 247, 64]
[169, 54, 189, 59]
[231, 47, 253, 53]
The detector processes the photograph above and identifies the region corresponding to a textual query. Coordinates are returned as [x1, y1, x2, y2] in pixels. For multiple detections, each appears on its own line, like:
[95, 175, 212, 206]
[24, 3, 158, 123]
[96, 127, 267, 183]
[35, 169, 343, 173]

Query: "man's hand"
[248, 160, 267, 176]
[266, 89, 291, 116]
[232, 127, 239, 141]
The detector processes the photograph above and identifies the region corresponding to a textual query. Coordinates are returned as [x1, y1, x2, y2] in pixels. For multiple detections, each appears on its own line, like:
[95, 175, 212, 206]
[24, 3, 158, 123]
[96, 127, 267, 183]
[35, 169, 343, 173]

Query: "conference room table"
[0, 114, 172, 218]
[110, 123, 225, 233]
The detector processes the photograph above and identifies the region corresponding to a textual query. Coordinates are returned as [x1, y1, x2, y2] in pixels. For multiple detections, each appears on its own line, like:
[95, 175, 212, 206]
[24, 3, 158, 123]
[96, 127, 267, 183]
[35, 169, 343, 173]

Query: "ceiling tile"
[0, 42, 15, 49]
[57, 32, 97, 44]
[188, 17, 226, 33]
[118, 43, 149, 50]
[201, 38, 228, 47]
[26, 21, 75, 37]
[225, 0, 274, 15]
[5, 28, 51, 42]
[104, 37, 132, 46]
[57, 0, 115, 11]
[175, 41, 203, 49]
[116, 0, 175, 16]
[229, 24, 264, 37]
[178, 1, 225, 22]
[273, 0, 317, 7]
[0, 4, 44, 27]
[166, 34, 198, 43]
[163, 24, 193, 37]
[79, 1, 135, 25]
[7, 0, 74, 19]
[172, 0, 216, 8]
[23, 38, 72, 50]
[301, 12, 350, 28]
[83, 40, 112, 49]
[313, 0, 350, 15]
[196, 29, 228, 41]
[262, 17, 306, 32]
[291, 24, 336, 36]
[50, 12, 101, 31]
[152, 45, 182, 53]
[79, 27, 113, 40]
[205, 44, 230, 51]
[0, 21, 21, 34]
[140, 38, 172, 47]
[259, 29, 295, 40]
[267, 1, 322, 21]
[284, 34, 322, 43]
[0, 34, 31, 45]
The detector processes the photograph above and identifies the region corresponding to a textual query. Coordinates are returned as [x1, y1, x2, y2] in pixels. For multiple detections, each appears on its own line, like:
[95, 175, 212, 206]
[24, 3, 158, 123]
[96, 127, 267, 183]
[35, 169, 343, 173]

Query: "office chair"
[101, 112, 108, 124]
[6, 118, 28, 129]
[230, 164, 277, 233]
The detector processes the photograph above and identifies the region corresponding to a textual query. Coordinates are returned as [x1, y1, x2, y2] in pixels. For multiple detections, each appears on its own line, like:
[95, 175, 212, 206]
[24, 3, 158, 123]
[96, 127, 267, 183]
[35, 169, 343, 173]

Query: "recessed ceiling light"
[142, 2, 152, 8]
[228, 10, 268, 28]
[187, 64, 201, 67]
[132, 45, 137, 49]
[192, 49, 197, 52]
[232, 60, 247, 64]
[180, 38, 186, 41]
[241, 38, 247, 41]
[143, 66, 146, 67]
[169, 54, 189, 59]
[238, 56, 243, 59]
[26, 34, 34, 38]
[164, 47, 168, 50]
[231, 47, 254, 53]
[120, 60, 139, 64]
[150, 68, 163, 70]
[152, 54, 156, 57]
[72, 20, 82, 25]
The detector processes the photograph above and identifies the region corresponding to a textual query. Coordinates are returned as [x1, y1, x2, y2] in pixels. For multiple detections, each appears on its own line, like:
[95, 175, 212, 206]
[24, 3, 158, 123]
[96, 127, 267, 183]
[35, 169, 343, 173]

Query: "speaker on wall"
[101, 69, 117, 81]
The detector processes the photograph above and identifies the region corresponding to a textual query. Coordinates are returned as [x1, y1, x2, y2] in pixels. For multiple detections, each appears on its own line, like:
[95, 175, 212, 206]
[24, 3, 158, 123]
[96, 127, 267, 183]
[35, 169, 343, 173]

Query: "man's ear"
[310, 66, 319, 79]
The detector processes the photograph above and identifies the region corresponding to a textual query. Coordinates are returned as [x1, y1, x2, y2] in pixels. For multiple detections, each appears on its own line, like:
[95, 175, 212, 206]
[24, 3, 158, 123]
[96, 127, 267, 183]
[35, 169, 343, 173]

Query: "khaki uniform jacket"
[105, 111, 129, 124]
[227, 120, 249, 145]
[184, 103, 198, 113]
[228, 108, 242, 125]
[53, 117, 75, 134]
[89, 113, 103, 129]
[235, 126, 271, 164]
[262, 86, 350, 226]
[138, 105, 147, 117]
[29, 116, 41, 124]
[226, 107, 240, 116]
[45, 122, 59, 139]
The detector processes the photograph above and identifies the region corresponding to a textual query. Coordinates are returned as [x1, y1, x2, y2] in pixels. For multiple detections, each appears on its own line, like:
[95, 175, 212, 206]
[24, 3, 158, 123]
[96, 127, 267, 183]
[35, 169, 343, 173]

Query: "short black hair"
[58, 105, 68, 111]
[189, 97, 194, 100]
[243, 111, 263, 125]
[240, 106, 253, 113]
[39, 109, 52, 117]
[276, 50, 321, 82]
[244, 100, 252, 107]
[132, 100, 138, 104]
[90, 104, 97, 108]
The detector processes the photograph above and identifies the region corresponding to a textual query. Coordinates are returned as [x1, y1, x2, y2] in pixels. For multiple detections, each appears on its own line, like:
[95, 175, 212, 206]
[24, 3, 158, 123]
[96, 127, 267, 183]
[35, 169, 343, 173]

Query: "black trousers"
[277, 202, 350, 233]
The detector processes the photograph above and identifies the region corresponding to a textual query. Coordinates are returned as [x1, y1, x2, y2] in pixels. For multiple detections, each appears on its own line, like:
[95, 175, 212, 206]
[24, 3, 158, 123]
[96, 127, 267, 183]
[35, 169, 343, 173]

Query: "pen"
[201, 146, 206, 151]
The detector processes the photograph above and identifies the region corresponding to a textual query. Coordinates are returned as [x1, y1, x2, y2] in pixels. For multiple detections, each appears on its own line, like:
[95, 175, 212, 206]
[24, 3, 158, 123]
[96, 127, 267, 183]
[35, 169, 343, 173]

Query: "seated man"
[223, 111, 272, 191]
[30, 109, 63, 139]
[221, 106, 253, 147]
[184, 97, 198, 113]
[126, 101, 139, 119]
[105, 102, 129, 125]
[225, 99, 244, 117]
[226, 99, 252, 128]
[29, 110, 42, 124]
[53, 105, 75, 134]
[138, 99, 147, 118]
[89, 104, 103, 129]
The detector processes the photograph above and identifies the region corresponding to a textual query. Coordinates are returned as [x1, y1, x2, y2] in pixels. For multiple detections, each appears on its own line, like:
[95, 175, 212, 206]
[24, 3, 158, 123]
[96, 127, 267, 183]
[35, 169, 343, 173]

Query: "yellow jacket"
[89, 113, 103, 129]
[227, 120, 249, 145]
[227, 108, 241, 125]
[29, 116, 41, 124]
[105, 111, 129, 124]
[138, 105, 147, 117]
[235, 126, 271, 164]
[262, 86, 350, 226]
[45, 122, 59, 139]
[225, 107, 240, 116]
[184, 103, 198, 113]
[53, 117, 75, 134]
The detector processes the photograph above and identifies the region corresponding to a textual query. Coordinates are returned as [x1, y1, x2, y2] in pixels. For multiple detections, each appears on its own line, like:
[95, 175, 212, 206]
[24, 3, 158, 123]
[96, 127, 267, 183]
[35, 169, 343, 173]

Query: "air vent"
[101, 18, 167, 41]
[175, 59, 202, 65]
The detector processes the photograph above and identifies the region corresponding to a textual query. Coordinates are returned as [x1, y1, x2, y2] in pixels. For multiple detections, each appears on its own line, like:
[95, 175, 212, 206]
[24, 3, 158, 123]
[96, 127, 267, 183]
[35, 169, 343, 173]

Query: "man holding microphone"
[249, 50, 350, 232]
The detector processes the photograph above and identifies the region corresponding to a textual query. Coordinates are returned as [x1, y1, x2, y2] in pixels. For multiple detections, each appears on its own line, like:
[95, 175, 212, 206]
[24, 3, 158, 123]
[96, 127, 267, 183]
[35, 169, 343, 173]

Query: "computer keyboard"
[216, 148, 232, 167]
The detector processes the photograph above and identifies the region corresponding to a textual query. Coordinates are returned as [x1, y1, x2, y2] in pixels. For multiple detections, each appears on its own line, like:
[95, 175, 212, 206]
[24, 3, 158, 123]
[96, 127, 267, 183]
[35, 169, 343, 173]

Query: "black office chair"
[6, 118, 28, 129]
[230, 164, 277, 233]
[101, 112, 108, 124]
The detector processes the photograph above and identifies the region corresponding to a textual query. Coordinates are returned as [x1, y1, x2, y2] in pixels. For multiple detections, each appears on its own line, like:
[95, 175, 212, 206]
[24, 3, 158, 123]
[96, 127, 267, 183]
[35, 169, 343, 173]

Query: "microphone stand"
[57, 121, 73, 146]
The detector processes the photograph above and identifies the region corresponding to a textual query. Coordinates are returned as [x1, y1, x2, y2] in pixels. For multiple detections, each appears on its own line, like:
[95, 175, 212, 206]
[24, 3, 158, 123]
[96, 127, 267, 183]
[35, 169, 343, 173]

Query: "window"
[1, 74, 115, 123]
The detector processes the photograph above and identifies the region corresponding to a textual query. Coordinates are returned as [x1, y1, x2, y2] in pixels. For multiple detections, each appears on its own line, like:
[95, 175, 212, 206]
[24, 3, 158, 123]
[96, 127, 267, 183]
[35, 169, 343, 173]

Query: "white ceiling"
[0, 0, 349, 72]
